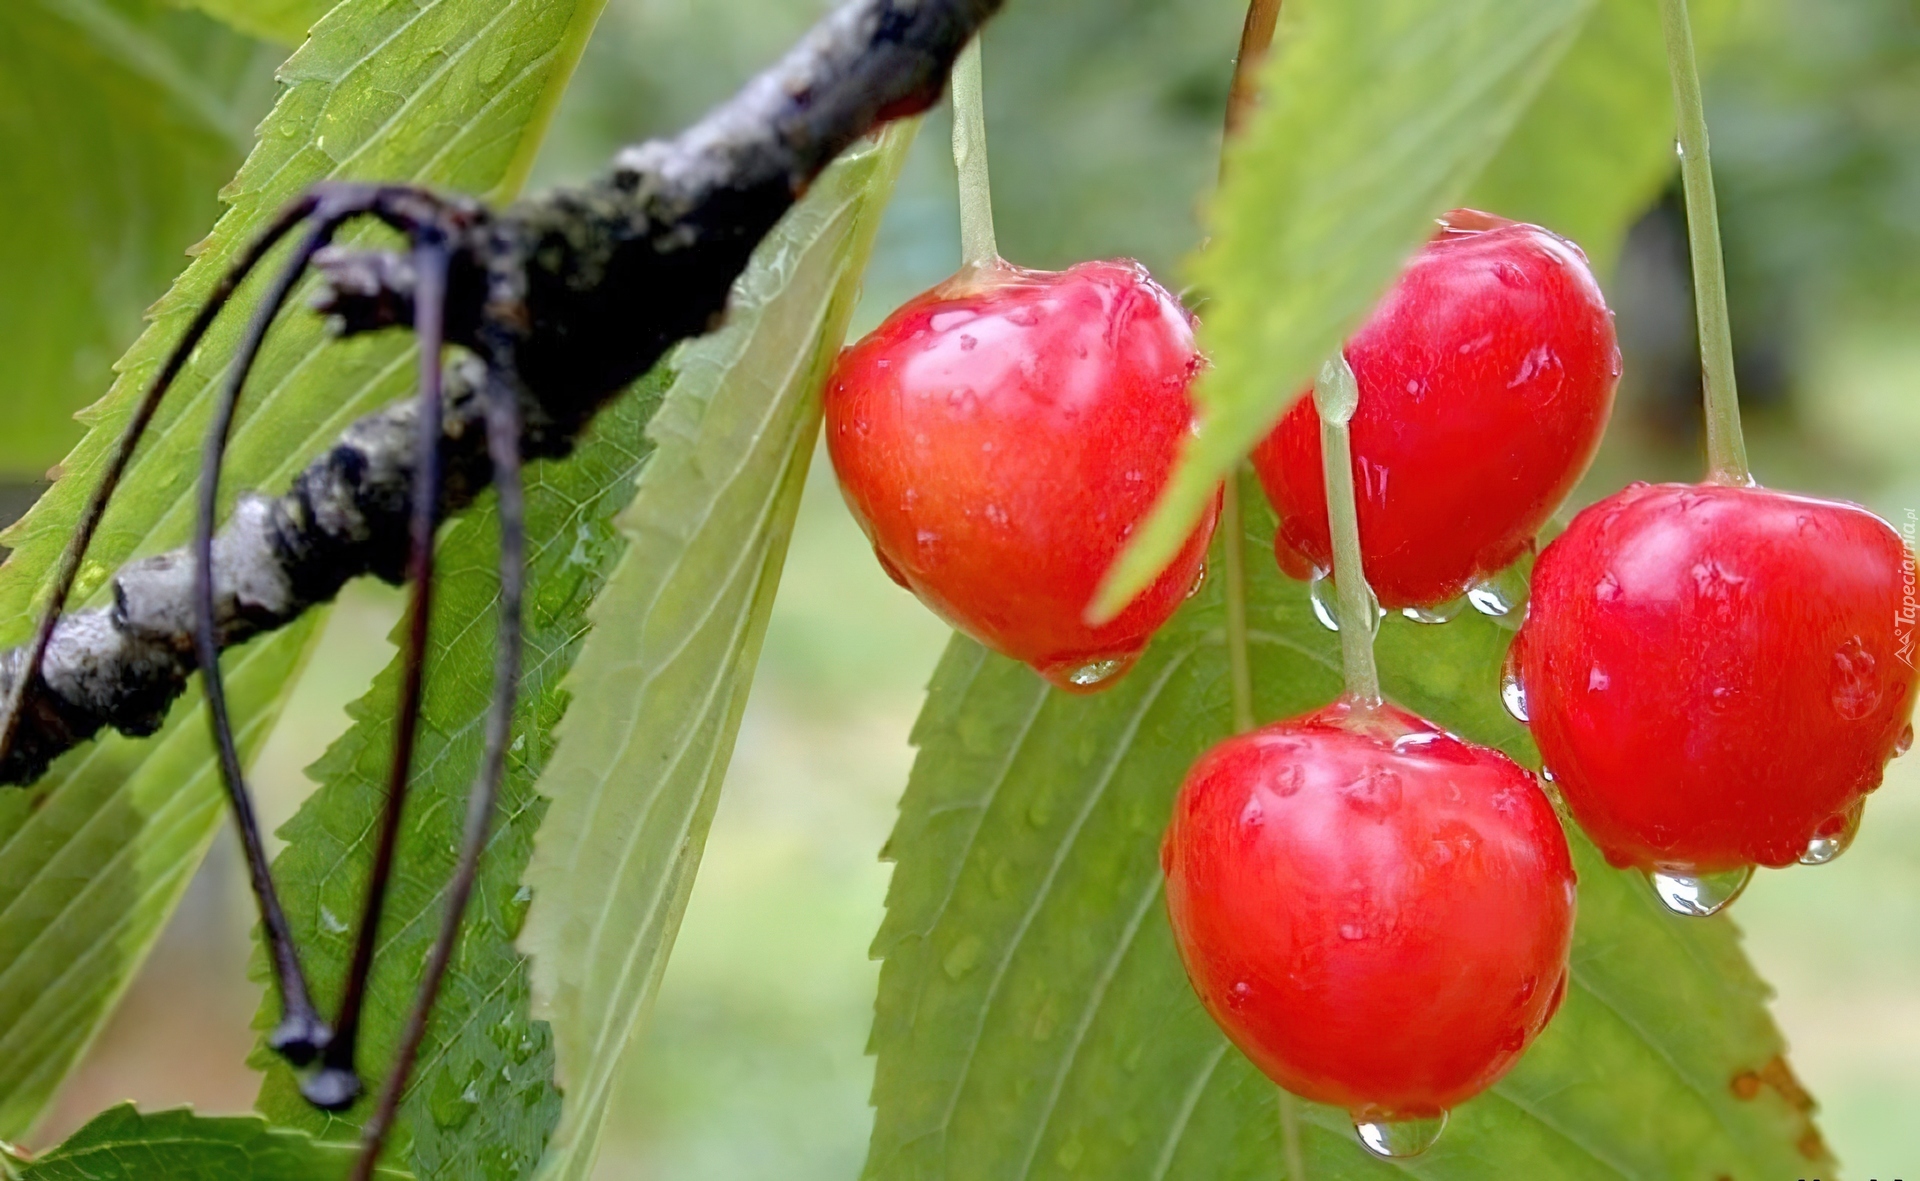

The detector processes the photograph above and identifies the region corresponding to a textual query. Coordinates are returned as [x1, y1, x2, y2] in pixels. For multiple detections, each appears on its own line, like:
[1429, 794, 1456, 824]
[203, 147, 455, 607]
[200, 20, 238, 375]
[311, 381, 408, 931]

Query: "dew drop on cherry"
[1897, 723, 1915, 758]
[1799, 800, 1865, 867]
[1500, 644, 1530, 723]
[1065, 657, 1127, 688]
[1829, 637, 1882, 720]
[1353, 1111, 1447, 1159]
[1308, 570, 1383, 635]
[1401, 595, 1466, 625]
[1647, 864, 1754, 917]
[1186, 562, 1208, 600]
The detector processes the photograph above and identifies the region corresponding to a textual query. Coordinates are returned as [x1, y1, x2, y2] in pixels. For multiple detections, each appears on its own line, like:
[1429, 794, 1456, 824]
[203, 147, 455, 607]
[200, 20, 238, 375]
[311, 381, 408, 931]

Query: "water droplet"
[1341, 768, 1402, 816]
[1648, 864, 1753, 917]
[1897, 723, 1914, 757]
[428, 1070, 480, 1129]
[1239, 796, 1265, 828]
[1186, 563, 1209, 599]
[1799, 801, 1865, 866]
[1338, 922, 1367, 941]
[943, 935, 984, 980]
[1353, 1111, 1447, 1159]
[1594, 571, 1622, 602]
[1831, 638, 1882, 720]
[1468, 580, 1514, 617]
[1067, 657, 1126, 687]
[1499, 645, 1529, 723]
[1467, 564, 1532, 625]
[1228, 981, 1253, 1010]
[502, 883, 533, 939]
[1401, 595, 1466, 625]
[1587, 666, 1610, 692]
[319, 906, 347, 935]
[1308, 570, 1382, 635]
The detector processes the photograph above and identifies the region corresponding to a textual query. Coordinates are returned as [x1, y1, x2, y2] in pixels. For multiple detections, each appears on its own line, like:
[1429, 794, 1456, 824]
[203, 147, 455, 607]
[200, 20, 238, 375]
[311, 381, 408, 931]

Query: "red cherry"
[1515, 481, 1920, 874]
[1162, 699, 1576, 1136]
[824, 259, 1216, 691]
[1250, 210, 1619, 608]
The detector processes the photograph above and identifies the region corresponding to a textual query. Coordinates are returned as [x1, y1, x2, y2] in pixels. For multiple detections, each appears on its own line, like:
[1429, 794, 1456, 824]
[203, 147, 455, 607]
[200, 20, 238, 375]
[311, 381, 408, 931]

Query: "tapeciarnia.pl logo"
[1898, 507, 1916, 669]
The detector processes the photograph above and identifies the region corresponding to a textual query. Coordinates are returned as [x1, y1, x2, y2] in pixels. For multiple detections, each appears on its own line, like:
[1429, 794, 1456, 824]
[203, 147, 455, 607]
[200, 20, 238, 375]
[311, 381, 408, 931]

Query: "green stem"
[1221, 2, 1308, 1174]
[950, 37, 999, 266]
[1313, 355, 1382, 706]
[1659, 0, 1749, 484]
[1278, 1088, 1305, 1180]
[1221, 472, 1257, 735]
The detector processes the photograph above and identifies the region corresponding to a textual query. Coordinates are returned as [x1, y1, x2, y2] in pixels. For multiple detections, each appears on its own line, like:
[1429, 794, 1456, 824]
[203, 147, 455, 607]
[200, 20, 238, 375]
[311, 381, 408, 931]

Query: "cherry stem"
[1215, 0, 1284, 741]
[1313, 354, 1383, 707]
[1219, 2, 1309, 1173]
[950, 37, 999, 267]
[1659, 0, 1750, 485]
[1221, 474, 1257, 735]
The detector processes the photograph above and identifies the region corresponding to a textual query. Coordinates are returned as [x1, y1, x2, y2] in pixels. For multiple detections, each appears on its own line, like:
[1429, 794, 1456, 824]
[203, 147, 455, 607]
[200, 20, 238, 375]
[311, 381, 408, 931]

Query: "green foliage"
[0, 0, 277, 478]
[1468, 0, 1738, 274]
[867, 475, 1830, 1180]
[1094, 0, 1598, 617]
[0, 619, 320, 1139]
[171, 0, 335, 45]
[1712, 0, 1920, 310]
[19, 1105, 406, 1180]
[250, 373, 670, 1176]
[520, 123, 917, 1181]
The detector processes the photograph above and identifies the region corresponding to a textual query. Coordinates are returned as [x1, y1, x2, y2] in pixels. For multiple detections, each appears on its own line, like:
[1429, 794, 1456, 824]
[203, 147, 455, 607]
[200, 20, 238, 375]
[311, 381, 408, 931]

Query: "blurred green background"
[8, 0, 1920, 1175]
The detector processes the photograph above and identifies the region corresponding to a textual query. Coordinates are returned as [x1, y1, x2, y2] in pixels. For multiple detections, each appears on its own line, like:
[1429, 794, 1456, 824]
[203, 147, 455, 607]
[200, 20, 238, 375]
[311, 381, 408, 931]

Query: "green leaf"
[169, 0, 335, 46]
[0, 617, 321, 1139]
[520, 122, 918, 1181]
[19, 1105, 407, 1180]
[867, 476, 1830, 1180]
[0, 0, 608, 628]
[0, 0, 276, 478]
[250, 371, 671, 1175]
[1093, 0, 1597, 619]
[1467, 0, 1739, 274]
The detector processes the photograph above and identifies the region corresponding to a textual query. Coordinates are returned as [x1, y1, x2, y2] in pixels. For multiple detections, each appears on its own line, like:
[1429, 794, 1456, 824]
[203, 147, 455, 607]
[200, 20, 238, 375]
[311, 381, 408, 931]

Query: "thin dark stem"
[0, 194, 320, 772]
[1223, 0, 1283, 142]
[306, 235, 455, 1112]
[350, 361, 524, 1181]
[195, 215, 353, 1066]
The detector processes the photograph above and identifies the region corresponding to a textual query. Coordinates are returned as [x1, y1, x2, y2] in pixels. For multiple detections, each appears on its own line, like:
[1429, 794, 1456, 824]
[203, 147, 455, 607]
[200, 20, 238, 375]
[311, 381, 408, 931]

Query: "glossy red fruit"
[1251, 210, 1619, 609]
[1515, 481, 1919, 873]
[824, 259, 1216, 691]
[1162, 699, 1576, 1135]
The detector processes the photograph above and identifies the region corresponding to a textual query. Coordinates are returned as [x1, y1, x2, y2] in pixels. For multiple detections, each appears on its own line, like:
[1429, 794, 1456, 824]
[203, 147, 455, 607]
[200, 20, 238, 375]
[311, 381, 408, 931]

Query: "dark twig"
[350, 352, 526, 1181]
[304, 232, 457, 1112]
[194, 210, 359, 1066]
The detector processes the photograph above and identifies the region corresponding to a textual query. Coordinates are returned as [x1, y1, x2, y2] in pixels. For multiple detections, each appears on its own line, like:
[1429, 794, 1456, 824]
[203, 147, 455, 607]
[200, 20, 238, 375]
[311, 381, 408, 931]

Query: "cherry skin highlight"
[1515, 481, 1919, 873]
[1162, 699, 1577, 1127]
[824, 259, 1215, 691]
[1250, 210, 1619, 609]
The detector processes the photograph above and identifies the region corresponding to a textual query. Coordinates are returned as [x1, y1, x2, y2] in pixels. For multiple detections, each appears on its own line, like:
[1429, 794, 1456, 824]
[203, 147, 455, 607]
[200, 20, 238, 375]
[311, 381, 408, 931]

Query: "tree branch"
[0, 0, 1001, 786]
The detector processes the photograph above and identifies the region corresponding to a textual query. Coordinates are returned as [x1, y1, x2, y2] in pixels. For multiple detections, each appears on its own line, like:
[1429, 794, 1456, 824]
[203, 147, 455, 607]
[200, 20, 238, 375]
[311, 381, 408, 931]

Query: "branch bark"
[0, 0, 1002, 785]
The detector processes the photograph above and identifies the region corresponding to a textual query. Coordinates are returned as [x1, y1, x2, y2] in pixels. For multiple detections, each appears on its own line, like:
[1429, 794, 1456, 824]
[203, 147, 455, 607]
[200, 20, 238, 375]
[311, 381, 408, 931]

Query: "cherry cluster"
[823, 208, 1916, 1155]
